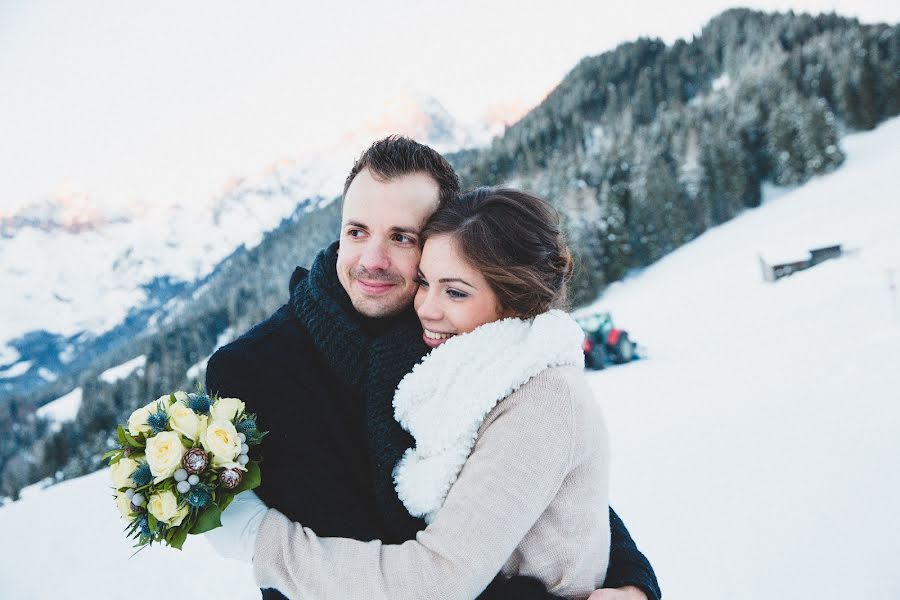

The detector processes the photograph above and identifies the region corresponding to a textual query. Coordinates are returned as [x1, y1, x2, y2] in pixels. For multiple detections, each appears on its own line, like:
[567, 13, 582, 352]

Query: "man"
[206, 136, 661, 600]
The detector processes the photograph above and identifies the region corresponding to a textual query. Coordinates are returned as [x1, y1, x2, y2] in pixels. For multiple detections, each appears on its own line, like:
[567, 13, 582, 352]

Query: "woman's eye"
[414, 277, 428, 287]
[447, 289, 467, 299]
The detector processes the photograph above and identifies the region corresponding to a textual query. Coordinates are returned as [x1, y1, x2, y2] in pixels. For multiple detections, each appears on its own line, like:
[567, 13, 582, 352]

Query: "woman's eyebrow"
[438, 277, 476, 288]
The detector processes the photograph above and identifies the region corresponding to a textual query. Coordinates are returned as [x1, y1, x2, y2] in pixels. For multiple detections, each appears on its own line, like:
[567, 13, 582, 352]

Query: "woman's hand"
[204, 490, 269, 562]
[588, 585, 649, 600]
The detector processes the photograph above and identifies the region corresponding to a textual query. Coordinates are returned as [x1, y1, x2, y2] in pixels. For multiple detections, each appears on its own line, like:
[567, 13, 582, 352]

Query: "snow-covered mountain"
[0, 94, 494, 400]
[1, 117, 897, 599]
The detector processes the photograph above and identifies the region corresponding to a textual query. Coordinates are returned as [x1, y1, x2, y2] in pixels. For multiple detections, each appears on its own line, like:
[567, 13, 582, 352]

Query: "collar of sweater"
[391, 309, 585, 522]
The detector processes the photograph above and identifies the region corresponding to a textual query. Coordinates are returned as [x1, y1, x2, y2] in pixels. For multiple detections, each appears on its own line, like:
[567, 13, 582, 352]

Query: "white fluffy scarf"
[391, 309, 585, 523]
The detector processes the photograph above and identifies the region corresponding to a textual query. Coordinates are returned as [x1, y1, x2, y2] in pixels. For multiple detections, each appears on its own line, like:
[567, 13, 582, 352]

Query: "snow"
[1, 117, 898, 598]
[98, 355, 146, 384]
[35, 387, 83, 431]
[0, 344, 20, 366]
[711, 72, 731, 91]
[0, 360, 31, 378]
[0, 470, 258, 600]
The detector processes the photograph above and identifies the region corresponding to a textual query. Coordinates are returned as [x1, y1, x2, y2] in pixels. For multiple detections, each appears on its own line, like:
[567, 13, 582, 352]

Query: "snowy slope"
[1, 117, 898, 599]
[583, 116, 900, 598]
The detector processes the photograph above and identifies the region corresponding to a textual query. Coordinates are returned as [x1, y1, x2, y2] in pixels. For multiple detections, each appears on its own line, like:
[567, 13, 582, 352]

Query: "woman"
[213, 188, 611, 600]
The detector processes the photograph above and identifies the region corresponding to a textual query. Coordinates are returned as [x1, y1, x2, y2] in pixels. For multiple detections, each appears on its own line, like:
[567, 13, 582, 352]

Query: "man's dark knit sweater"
[206, 243, 661, 600]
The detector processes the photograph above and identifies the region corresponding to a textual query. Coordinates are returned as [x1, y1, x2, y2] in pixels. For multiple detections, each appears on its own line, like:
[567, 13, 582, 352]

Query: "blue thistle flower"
[138, 514, 151, 538]
[186, 487, 211, 508]
[236, 418, 257, 434]
[147, 409, 168, 433]
[188, 393, 211, 414]
[130, 462, 152, 487]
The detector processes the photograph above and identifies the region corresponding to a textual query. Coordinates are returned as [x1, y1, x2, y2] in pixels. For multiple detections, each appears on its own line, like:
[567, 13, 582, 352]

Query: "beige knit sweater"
[252, 363, 611, 600]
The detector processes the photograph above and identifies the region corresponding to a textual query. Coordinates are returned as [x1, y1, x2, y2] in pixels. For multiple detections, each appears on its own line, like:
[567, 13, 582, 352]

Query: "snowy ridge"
[1, 93, 492, 400]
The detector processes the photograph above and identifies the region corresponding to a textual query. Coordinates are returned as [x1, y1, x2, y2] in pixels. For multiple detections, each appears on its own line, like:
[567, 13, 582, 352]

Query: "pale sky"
[1, 0, 897, 215]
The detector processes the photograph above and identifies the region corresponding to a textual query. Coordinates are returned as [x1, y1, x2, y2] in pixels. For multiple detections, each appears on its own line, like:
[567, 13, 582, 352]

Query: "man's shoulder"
[209, 304, 313, 371]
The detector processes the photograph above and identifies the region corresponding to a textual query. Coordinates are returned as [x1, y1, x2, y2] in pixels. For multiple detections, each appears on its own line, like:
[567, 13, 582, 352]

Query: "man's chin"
[350, 294, 411, 319]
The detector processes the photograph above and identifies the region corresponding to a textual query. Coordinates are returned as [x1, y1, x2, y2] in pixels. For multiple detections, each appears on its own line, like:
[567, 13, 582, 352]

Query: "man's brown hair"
[343, 135, 460, 208]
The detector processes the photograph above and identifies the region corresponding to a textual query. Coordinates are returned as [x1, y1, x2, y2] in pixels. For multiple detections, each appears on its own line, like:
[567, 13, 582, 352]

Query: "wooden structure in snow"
[759, 244, 844, 282]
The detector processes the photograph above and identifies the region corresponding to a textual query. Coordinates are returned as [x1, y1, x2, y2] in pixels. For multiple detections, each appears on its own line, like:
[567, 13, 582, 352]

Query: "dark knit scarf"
[288, 242, 562, 600]
[288, 241, 430, 541]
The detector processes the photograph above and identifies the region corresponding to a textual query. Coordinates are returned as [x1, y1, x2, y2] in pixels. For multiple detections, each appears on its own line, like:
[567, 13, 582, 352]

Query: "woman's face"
[414, 234, 504, 349]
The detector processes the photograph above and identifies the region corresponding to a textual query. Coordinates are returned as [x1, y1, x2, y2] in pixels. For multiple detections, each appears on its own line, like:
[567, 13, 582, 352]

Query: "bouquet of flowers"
[104, 390, 265, 550]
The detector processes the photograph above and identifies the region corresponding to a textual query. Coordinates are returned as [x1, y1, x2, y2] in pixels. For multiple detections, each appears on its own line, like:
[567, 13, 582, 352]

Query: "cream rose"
[167, 401, 202, 441]
[211, 397, 245, 423]
[115, 490, 134, 519]
[200, 420, 241, 466]
[147, 490, 189, 527]
[172, 391, 189, 403]
[127, 407, 152, 437]
[128, 395, 174, 436]
[110, 456, 139, 489]
[145, 431, 186, 482]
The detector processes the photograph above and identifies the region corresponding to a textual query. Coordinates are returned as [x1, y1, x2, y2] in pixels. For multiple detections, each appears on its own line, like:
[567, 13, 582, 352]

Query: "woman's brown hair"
[422, 187, 574, 318]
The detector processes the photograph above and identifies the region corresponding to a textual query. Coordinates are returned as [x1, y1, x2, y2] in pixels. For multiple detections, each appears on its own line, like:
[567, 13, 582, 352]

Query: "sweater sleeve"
[604, 507, 662, 600]
[252, 377, 577, 600]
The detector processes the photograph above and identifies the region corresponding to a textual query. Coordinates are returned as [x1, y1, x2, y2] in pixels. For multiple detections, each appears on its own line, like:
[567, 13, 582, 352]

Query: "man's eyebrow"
[343, 221, 420, 235]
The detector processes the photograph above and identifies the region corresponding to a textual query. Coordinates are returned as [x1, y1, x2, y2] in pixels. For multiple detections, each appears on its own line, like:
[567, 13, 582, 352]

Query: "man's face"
[336, 168, 441, 318]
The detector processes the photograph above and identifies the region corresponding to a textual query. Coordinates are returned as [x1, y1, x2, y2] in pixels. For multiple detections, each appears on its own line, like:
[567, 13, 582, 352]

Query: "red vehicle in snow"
[575, 311, 638, 370]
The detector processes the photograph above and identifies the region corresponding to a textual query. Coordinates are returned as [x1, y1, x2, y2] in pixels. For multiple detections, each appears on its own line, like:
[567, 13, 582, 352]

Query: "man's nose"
[359, 241, 390, 272]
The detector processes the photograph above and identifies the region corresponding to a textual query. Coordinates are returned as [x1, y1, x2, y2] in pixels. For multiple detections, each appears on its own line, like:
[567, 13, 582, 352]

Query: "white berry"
[176, 481, 191, 494]
[188, 474, 200, 486]
[238, 433, 247, 443]
[174, 469, 188, 482]
[125, 489, 135, 500]
[238, 454, 250, 466]
[240, 443, 249, 454]
[131, 493, 145, 506]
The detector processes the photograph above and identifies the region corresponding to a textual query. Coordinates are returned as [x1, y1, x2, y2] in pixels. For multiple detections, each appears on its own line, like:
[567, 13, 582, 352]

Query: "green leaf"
[103, 449, 123, 465]
[117, 425, 128, 446]
[122, 429, 143, 449]
[167, 526, 188, 550]
[233, 461, 261, 494]
[189, 504, 223, 534]
[218, 493, 235, 514]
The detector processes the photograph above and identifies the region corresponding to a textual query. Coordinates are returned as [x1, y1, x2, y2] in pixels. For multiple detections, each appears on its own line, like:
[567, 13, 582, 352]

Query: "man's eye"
[393, 233, 415, 244]
[347, 229, 365, 238]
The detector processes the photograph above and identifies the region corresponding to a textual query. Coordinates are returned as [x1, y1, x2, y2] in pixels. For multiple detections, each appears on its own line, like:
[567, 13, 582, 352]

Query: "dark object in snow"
[576, 311, 639, 371]
[760, 244, 844, 281]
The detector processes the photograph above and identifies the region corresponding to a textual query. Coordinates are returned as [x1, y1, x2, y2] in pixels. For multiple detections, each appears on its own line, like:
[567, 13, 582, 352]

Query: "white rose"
[115, 490, 134, 519]
[127, 407, 152, 437]
[172, 391, 189, 403]
[200, 420, 241, 466]
[148, 395, 174, 413]
[147, 490, 189, 527]
[167, 402, 202, 441]
[110, 456, 139, 489]
[210, 397, 245, 423]
[145, 431, 186, 483]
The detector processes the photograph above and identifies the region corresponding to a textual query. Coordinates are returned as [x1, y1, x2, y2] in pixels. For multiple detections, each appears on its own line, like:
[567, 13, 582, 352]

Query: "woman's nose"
[415, 289, 442, 323]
